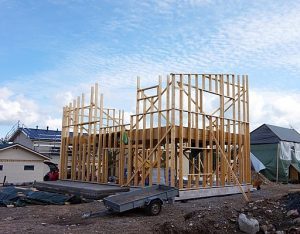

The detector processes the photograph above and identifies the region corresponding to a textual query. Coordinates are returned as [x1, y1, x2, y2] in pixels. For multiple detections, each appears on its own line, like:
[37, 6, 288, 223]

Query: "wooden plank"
[215, 117, 219, 186]
[237, 75, 242, 183]
[149, 97, 154, 186]
[74, 97, 80, 180]
[131, 81, 171, 129]
[242, 76, 246, 184]
[59, 106, 66, 179]
[119, 110, 125, 185]
[202, 75, 207, 187]
[113, 109, 117, 180]
[134, 77, 140, 185]
[157, 76, 162, 184]
[97, 94, 103, 183]
[71, 100, 76, 180]
[246, 75, 251, 183]
[171, 74, 176, 187]
[64, 103, 72, 179]
[220, 75, 226, 186]
[125, 125, 173, 186]
[165, 75, 170, 186]
[209, 115, 213, 186]
[195, 75, 199, 188]
[210, 131, 249, 202]
[141, 91, 146, 187]
[86, 86, 94, 181]
[82, 143, 86, 181]
[107, 111, 112, 179]
[227, 119, 231, 184]
[179, 74, 184, 189]
[127, 116, 133, 185]
[79, 93, 85, 180]
[102, 111, 108, 182]
[92, 83, 98, 182]
[232, 75, 237, 184]
[187, 75, 192, 188]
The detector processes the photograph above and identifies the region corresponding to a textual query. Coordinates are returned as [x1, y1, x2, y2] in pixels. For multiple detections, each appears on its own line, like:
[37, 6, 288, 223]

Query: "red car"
[44, 161, 59, 181]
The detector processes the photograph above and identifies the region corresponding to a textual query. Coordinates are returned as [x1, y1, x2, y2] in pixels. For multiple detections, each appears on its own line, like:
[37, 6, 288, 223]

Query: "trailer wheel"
[146, 200, 162, 216]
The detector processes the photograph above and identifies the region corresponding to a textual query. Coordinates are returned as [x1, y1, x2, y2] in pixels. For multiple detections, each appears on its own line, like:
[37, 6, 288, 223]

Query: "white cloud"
[54, 91, 74, 106]
[250, 89, 300, 131]
[0, 87, 39, 125]
[214, 3, 300, 71]
[0, 87, 63, 134]
[2, 0, 300, 137]
[45, 117, 62, 131]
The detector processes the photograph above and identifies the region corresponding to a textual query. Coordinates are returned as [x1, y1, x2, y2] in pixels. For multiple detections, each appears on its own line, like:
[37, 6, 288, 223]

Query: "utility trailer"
[103, 185, 178, 215]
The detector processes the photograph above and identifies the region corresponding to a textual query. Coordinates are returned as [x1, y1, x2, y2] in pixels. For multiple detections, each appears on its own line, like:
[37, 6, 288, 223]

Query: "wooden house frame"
[60, 73, 250, 199]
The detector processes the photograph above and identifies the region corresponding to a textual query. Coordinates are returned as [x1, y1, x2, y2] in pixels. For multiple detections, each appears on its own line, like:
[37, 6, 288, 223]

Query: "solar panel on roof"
[22, 128, 62, 141]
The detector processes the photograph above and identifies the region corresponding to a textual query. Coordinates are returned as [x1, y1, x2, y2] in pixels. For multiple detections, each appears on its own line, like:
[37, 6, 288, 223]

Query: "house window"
[24, 165, 34, 171]
[0, 165, 3, 171]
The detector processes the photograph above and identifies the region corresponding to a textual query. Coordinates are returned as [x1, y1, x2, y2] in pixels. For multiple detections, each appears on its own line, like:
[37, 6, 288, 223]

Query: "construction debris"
[238, 213, 259, 234]
[0, 186, 82, 207]
[0, 184, 299, 233]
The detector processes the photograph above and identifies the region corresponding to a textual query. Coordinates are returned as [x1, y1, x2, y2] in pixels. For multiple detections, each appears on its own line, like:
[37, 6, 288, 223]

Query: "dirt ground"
[0, 184, 300, 234]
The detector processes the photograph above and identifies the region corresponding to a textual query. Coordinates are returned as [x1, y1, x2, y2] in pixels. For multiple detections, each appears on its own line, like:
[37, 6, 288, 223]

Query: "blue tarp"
[251, 153, 266, 172]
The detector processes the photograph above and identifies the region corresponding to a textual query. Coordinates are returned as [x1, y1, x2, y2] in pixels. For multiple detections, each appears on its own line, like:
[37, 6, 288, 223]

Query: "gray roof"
[251, 124, 300, 144]
[266, 124, 300, 143]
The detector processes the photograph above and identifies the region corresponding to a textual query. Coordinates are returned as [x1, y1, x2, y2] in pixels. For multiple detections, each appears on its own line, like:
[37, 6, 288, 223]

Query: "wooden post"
[195, 75, 199, 188]
[127, 116, 133, 185]
[165, 75, 170, 186]
[157, 76, 162, 184]
[179, 74, 184, 189]
[59, 106, 66, 179]
[150, 97, 154, 186]
[92, 83, 98, 182]
[171, 74, 176, 187]
[97, 94, 103, 183]
[86, 86, 94, 181]
[134, 77, 140, 186]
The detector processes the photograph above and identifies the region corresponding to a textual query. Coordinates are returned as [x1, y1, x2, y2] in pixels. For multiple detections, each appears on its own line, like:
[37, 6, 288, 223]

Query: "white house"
[0, 143, 50, 184]
[5, 122, 61, 164]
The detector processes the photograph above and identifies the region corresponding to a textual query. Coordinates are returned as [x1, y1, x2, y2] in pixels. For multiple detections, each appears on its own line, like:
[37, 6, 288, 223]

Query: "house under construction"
[59, 73, 251, 199]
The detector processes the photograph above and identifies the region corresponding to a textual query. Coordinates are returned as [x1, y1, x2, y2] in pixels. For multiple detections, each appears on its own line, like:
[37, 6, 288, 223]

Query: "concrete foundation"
[176, 184, 253, 201]
[33, 180, 129, 199]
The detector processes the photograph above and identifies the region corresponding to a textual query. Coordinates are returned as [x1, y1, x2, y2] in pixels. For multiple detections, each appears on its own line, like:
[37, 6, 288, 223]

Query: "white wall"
[13, 132, 34, 149]
[0, 146, 48, 184]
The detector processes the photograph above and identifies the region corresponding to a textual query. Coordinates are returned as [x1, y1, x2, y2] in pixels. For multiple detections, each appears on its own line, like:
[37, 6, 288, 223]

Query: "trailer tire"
[146, 200, 162, 216]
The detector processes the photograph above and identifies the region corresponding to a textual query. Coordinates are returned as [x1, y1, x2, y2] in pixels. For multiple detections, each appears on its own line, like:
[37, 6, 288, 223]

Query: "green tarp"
[251, 144, 284, 182]
[251, 142, 300, 182]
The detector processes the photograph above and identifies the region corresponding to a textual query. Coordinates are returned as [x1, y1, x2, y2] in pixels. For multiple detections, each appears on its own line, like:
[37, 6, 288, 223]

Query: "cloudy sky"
[0, 0, 300, 138]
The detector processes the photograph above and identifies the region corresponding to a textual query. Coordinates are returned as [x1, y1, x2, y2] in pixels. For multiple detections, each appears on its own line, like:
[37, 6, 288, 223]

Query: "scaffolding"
[60, 73, 250, 196]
